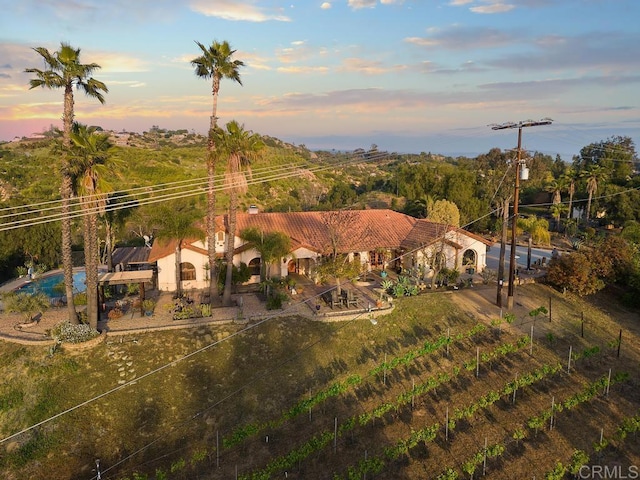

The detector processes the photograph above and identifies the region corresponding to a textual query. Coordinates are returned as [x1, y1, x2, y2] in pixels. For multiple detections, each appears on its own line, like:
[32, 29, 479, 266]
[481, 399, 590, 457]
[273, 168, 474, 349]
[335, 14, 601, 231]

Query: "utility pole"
[490, 119, 552, 309]
[496, 197, 509, 307]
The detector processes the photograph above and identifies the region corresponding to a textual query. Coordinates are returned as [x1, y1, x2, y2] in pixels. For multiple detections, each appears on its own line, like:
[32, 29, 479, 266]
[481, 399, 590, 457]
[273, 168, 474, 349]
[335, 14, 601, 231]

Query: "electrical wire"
[0, 149, 393, 232]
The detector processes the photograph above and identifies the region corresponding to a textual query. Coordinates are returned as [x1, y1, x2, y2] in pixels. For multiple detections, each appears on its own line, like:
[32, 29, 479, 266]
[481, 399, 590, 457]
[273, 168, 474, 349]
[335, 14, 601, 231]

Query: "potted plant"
[142, 299, 156, 316]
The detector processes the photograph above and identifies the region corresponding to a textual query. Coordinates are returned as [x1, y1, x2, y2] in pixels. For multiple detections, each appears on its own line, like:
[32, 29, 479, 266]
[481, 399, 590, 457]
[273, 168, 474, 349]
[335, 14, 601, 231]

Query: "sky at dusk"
[1, 0, 639, 159]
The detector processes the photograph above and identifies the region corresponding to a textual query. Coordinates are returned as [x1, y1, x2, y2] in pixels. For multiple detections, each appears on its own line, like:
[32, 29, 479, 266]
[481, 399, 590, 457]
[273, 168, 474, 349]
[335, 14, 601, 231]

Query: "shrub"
[2, 291, 49, 323]
[142, 299, 156, 312]
[108, 308, 124, 320]
[50, 321, 99, 344]
[266, 292, 286, 310]
[73, 292, 87, 306]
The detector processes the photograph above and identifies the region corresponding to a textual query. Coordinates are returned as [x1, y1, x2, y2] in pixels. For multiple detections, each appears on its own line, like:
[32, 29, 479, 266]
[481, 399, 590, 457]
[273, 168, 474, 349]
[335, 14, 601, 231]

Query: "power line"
[0, 149, 392, 232]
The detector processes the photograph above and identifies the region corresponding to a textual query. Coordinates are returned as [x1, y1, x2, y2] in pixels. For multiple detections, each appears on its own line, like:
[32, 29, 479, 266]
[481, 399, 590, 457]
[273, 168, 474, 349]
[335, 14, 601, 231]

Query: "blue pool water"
[18, 271, 87, 298]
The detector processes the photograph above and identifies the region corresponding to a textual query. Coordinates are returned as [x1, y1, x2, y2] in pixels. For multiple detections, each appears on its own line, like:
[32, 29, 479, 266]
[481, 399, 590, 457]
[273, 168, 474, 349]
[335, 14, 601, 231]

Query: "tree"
[25, 43, 108, 324]
[546, 252, 605, 296]
[428, 199, 460, 227]
[191, 40, 245, 306]
[576, 136, 637, 185]
[151, 201, 204, 297]
[549, 203, 568, 232]
[240, 227, 291, 282]
[212, 121, 264, 306]
[581, 164, 607, 221]
[316, 210, 366, 295]
[102, 193, 136, 271]
[518, 216, 550, 245]
[69, 123, 119, 329]
[561, 168, 577, 219]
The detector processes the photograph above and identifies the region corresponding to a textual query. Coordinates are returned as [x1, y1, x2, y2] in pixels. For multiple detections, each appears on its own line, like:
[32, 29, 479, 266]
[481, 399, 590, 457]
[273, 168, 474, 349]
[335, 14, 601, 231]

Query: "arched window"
[463, 249, 477, 267]
[180, 262, 196, 281]
[248, 257, 261, 276]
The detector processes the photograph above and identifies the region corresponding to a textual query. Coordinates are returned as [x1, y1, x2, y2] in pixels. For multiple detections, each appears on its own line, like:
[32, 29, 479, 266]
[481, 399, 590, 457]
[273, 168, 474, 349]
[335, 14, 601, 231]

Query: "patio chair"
[345, 290, 358, 308]
[330, 290, 342, 309]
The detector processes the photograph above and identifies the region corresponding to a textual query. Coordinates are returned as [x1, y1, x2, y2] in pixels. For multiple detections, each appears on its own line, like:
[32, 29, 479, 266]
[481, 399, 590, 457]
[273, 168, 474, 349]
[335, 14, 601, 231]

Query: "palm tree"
[581, 165, 607, 221]
[25, 43, 108, 323]
[191, 40, 245, 306]
[561, 168, 576, 219]
[212, 121, 264, 306]
[69, 124, 118, 329]
[240, 227, 292, 282]
[102, 193, 135, 272]
[545, 178, 564, 206]
[152, 201, 204, 298]
[549, 203, 568, 232]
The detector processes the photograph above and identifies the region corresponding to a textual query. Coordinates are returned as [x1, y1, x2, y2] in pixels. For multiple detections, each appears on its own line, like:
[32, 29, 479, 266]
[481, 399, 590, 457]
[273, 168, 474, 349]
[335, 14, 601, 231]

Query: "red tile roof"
[149, 209, 488, 260]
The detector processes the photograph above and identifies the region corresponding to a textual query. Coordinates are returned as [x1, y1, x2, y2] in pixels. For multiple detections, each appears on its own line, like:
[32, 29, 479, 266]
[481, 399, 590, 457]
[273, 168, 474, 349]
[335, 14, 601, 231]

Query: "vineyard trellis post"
[482, 437, 488, 475]
[567, 346, 572, 374]
[513, 373, 518, 404]
[383, 353, 387, 385]
[606, 368, 612, 396]
[412, 379, 415, 409]
[476, 347, 480, 378]
[447, 327, 450, 356]
[445, 406, 449, 442]
[617, 329, 622, 358]
[530, 325, 534, 355]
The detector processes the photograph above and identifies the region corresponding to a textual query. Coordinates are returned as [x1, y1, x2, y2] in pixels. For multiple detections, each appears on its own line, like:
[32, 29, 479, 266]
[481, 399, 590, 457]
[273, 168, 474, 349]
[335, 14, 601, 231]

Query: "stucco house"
[148, 209, 491, 292]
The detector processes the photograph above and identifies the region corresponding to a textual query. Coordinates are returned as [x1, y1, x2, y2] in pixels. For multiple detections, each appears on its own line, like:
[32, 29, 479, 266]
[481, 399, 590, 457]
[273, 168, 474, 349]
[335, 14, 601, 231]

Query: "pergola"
[98, 270, 154, 316]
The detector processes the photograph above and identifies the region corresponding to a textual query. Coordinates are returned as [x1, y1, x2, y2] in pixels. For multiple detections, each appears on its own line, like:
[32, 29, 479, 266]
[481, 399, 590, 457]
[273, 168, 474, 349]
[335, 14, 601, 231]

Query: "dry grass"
[0, 283, 638, 479]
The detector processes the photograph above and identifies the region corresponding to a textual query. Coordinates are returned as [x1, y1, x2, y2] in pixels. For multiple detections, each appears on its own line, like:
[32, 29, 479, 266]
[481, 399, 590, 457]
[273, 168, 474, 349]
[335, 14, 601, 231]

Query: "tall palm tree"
[544, 178, 564, 206]
[561, 168, 576, 219]
[69, 124, 118, 329]
[191, 40, 245, 306]
[25, 43, 108, 323]
[212, 121, 264, 306]
[152, 201, 204, 298]
[581, 165, 607, 221]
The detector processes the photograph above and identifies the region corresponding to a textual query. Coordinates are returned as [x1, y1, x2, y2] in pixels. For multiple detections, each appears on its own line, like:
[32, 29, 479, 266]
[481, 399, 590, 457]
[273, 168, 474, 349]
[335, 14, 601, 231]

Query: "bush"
[142, 299, 156, 312]
[2, 292, 49, 323]
[266, 292, 287, 310]
[50, 321, 99, 344]
[108, 308, 124, 320]
[73, 292, 87, 306]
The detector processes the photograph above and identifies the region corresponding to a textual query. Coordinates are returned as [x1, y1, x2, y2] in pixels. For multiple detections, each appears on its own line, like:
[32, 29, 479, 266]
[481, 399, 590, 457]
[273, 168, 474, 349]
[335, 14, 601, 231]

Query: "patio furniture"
[330, 290, 342, 309]
[344, 290, 358, 308]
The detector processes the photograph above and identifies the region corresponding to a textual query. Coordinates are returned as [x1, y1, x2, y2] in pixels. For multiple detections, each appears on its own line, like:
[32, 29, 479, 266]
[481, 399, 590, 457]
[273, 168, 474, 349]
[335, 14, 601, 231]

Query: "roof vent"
[248, 205, 259, 214]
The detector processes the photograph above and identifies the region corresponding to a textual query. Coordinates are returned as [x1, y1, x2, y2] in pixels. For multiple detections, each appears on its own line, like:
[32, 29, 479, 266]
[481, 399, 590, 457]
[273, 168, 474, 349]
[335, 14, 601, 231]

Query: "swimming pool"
[18, 271, 87, 298]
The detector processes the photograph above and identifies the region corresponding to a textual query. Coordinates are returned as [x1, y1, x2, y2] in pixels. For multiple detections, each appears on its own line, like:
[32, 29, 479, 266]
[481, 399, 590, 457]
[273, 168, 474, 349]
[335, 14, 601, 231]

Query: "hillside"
[0, 284, 638, 479]
[0, 131, 402, 282]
